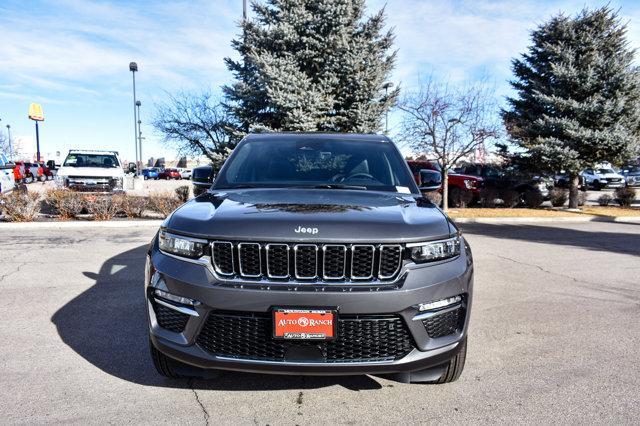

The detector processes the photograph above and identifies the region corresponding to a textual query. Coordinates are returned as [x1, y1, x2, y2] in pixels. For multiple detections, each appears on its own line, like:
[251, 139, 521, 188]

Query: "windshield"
[597, 168, 615, 174]
[214, 137, 417, 193]
[63, 153, 120, 168]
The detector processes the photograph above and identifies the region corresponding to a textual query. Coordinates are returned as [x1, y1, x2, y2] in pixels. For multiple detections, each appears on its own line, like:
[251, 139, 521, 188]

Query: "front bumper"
[146, 237, 473, 375]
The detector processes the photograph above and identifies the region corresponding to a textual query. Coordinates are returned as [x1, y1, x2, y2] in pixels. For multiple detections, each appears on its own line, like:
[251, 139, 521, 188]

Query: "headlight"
[463, 179, 476, 189]
[158, 230, 207, 259]
[408, 236, 461, 263]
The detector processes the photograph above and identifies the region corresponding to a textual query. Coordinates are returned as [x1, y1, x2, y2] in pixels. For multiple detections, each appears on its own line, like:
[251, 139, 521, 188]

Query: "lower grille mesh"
[152, 300, 190, 333]
[422, 306, 465, 338]
[196, 312, 415, 363]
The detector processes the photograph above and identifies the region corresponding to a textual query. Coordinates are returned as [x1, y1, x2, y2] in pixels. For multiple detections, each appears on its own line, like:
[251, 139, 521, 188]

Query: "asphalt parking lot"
[0, 221, 639, 424]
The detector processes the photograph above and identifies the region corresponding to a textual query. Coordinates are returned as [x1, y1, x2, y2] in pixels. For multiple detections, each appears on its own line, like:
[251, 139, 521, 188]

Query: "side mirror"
[127, 162, 137, 174]
[418, 169, 442, 191]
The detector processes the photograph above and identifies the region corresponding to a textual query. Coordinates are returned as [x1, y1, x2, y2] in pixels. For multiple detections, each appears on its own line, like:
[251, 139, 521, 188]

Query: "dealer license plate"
[273, 308, 336, 340]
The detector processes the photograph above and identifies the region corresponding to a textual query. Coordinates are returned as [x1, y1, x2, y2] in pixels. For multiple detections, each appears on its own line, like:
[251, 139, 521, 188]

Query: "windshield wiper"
[302, 184, 368, 191]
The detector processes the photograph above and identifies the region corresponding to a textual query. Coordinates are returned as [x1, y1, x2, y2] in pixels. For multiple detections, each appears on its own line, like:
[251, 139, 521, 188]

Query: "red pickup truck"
[407, 160, 483, 206]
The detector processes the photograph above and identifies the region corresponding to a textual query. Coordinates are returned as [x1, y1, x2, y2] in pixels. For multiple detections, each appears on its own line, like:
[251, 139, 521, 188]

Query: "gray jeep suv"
[146, 133, 473, 384]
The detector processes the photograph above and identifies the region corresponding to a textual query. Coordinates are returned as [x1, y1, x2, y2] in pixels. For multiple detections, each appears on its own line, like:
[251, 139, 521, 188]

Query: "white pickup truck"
[55, 149, 126, 193]
[0, 153, 16, 194]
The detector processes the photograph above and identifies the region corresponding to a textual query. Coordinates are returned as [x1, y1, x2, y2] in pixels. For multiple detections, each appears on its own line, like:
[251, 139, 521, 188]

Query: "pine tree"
[223, 0, 398, 134]
[502, 6, 640, 208]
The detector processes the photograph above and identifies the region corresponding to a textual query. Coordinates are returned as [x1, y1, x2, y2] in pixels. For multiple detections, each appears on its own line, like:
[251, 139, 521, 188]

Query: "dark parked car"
[455, 163, 554, 200]
[191, 165, 215, 196]
[620, 165, 640, 187]
[39, 162, 54, 180]
[147, 133, 473, 384]
[407, 160, 483, 206]
[553, 172, 586, 190]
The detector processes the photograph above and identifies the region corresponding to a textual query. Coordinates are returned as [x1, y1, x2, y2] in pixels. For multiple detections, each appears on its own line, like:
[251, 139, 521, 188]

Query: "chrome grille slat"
[322, 245, 347, 280]
[351, 245, 375, 280]
[210, 241, 403, 282]
[211, 241, 234, 275]
[294, 244, 318, 279]
[378, 245, 403, 279]
[238, 243, 262, 277]
[266, 244, 290, 279]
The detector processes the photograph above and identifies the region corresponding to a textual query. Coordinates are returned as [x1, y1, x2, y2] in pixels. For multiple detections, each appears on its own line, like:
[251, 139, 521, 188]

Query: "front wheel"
[448, 186, 462, 208]
[150, 339, 187, 378]
[433, 337, 467, 384]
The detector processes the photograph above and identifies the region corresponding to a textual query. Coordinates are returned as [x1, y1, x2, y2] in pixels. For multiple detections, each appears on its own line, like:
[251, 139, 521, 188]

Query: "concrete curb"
[452, 215, 640, 224]
[0, 220, 164, 230]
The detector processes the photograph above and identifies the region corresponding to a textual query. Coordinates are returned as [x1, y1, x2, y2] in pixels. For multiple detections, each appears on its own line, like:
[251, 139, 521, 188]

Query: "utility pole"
[136, 100, 145, 167]
[243, 0, 247, 21]
[136, 100, 143, 168]
[129, 62, 139, 175]
[6, 124, 12, 160]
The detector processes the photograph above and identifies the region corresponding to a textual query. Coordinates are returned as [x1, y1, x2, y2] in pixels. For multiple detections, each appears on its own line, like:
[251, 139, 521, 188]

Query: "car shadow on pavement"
[459, 222, 640, 257]
[51, 244, 383, 391]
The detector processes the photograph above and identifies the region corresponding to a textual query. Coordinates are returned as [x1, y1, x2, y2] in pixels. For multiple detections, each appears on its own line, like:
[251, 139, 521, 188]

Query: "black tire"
[448, 186, 461, 208]
[433, 337, 467, 384]
[592, 180, 602, 191]
[150, 339, 184, 379]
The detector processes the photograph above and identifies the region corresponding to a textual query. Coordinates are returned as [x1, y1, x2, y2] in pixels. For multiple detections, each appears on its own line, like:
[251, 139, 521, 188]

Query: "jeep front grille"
[211, 241, 403, 283]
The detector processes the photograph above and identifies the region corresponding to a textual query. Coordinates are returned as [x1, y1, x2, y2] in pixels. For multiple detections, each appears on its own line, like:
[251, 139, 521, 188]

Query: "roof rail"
[68, 149, 120, 155]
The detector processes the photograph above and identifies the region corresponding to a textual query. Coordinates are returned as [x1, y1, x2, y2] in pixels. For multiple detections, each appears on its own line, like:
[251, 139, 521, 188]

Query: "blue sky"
[1, 0, 640, 162]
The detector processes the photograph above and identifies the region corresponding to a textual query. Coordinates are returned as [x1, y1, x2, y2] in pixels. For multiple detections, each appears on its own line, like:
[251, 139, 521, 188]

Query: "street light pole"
[129, 62, 139, 175]
[136, 100, 142, 167]
[382, 82, 394, 134]
[6, 124, 12, 160]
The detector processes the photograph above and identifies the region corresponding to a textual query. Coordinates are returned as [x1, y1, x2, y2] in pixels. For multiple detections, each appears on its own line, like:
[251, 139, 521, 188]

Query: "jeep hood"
[165, 188, 453, 243]
[57, 166, 124, 177]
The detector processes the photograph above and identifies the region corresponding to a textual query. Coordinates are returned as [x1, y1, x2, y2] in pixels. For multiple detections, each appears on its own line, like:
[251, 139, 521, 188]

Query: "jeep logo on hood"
[294, 226, 318, 234]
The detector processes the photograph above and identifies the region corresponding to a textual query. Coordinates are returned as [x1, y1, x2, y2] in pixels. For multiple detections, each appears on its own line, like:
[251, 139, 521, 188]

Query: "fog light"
[154, 289, 198, 306]
[417, 295, 462, 312]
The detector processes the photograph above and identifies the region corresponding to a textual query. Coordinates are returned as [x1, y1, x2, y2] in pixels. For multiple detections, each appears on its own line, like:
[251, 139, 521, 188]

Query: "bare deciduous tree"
[153, 91, 237, 164]
[398, 77, 500, 211]
[1, 132, 11, 158]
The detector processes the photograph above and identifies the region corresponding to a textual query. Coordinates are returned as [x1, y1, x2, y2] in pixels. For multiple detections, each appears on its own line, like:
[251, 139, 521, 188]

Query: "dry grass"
[0, 192, 41, 222]
[447, 206, 640, 218]
[147, 192, 183, 217]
